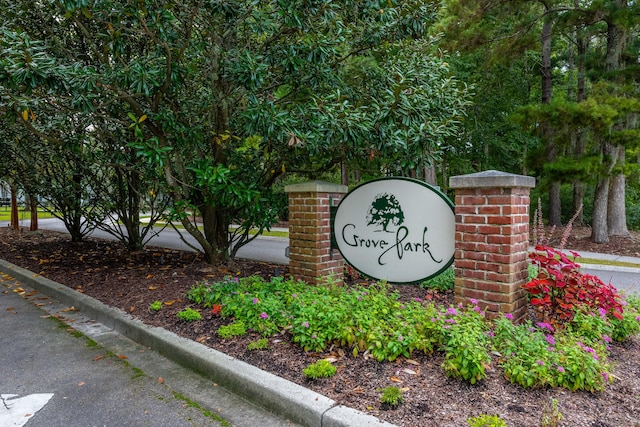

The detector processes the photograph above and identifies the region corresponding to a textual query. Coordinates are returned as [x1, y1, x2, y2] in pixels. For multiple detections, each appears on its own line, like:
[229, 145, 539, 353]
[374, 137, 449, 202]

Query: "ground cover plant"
[186, 267, 640, 393]
[1, 228, 640, 426]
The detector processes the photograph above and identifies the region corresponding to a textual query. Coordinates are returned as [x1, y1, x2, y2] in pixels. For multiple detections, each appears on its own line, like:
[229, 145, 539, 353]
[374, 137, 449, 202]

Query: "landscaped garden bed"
[1, 227, 639, 427]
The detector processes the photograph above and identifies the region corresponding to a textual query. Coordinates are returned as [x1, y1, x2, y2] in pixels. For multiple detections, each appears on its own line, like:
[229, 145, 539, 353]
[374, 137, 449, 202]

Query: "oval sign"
[333, 177, 455, 283]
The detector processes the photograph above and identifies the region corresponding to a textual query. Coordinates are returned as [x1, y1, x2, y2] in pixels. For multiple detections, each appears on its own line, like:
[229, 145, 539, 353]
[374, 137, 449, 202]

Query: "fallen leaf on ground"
[117, 354, 128, 360]
[157, 377, 164, 384]
[390, 376, 403, 383]
[93, 355, 104, 361]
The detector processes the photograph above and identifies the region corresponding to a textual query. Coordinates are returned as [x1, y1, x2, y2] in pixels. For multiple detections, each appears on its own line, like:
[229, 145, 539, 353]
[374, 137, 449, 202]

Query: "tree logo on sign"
[366, 193, 405, 232]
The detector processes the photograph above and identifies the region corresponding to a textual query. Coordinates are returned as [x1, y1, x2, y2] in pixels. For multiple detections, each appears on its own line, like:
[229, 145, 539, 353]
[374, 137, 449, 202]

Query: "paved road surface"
[0, 275, 224, 427]
[0, 273, 299, 427]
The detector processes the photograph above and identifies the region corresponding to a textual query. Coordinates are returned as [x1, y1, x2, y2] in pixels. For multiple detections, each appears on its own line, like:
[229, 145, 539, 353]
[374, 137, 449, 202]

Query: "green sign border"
[332, 177, 455, 284]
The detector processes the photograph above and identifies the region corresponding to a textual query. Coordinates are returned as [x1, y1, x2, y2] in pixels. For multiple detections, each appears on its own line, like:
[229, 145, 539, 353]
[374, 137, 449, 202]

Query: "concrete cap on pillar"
[284, 181, 348, 194]
[449, 170, 536, 189]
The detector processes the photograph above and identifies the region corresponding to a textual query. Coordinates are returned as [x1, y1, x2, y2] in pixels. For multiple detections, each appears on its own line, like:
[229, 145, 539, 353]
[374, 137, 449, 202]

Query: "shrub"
[303, 359, 337, 380]
[149, 300, 162, 312]
[176, 307, 202, 322]
[524, 246, 624, 327]
[466, 414, 507, 427]
[492, 316, 612, 391]
[247, 338, 269, 351]
[379, 386, 403, 407]
[420, 267, 454, 292]
[440, 303, 491, 384]
[218, 321, 247, 339]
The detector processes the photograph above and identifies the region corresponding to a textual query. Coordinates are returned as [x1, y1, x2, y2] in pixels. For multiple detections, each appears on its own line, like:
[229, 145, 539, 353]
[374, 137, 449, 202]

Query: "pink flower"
[504, 313, 514, 320]
[545, 334, 556, 346]
[536, 360, 544, 366]
[557, 366, 565, 373]
[252, 297, 259, 304]
[470, 298, 478, 305]
[536, 322, 554, 333]
[446, 307, 458, 316]
[260, 312, 269, 319]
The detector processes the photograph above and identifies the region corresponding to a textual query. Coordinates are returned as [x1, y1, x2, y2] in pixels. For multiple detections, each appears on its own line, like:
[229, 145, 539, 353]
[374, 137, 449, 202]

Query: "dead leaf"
[148, 286, 158, 291]
[5, 307, 14, 311]
[324, 356, 338, 363]
[93, 355, 104, 361]
[405, 359, 420, 366]
[401, 368, 417, 375]
[78, 382, 85, 387]
[163, 300, 175, 306]
[157, 377, 164, 384]
[145, 274, 153, 279]
[62, 306, 77, 312]
[129, 306, 135, 313]
[117, 354, 128, 360]
[390, 376, 403, 383]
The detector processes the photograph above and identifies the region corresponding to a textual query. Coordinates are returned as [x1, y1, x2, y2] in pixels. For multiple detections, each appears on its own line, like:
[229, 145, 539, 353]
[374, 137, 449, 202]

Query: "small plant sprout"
[540, 398, 564, 427]
[247, 338, 269, 351]
[303, 359, 337, 380]
[379, 386, 403, 408]
[466, 414, 507, 427]
[149, 300, 162, 312]
[176, 307, 202, 322]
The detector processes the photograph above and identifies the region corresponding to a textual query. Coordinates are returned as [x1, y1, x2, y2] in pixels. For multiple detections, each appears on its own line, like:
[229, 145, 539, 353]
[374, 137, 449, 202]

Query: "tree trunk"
[601, 0, 629, 238]
[10, 185, 19, 231]
[29, 194, 38, 231]
[541, 13, 561, 226]
[340, 161, 349, 186]
[592, 177, 609, 243]
[424, 163, 437, 186]
[571, 26, 588, 226]
[608, 149, 629, 236]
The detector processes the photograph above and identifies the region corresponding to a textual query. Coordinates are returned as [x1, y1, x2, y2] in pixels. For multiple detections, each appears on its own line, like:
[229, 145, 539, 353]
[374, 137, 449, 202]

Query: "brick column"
[449, 170, 536, 321]
[284, 181, 348, 284]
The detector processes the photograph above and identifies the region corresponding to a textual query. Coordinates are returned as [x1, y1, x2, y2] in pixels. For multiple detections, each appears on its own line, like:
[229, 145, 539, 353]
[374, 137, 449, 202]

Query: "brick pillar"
[284, 181, 348, 284]
[449, 170, 536, 321]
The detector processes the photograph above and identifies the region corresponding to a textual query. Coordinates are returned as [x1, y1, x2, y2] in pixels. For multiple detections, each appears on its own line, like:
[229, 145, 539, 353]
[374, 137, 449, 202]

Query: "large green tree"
[1, 1, 470, 263]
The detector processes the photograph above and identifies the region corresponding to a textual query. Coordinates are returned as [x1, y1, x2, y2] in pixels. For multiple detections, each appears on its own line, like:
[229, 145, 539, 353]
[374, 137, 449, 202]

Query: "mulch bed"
[1, 227, 639, 426]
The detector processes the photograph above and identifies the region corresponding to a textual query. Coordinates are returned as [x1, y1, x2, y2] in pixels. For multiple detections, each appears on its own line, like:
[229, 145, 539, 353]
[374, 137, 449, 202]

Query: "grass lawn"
[0, 207, 57, 222]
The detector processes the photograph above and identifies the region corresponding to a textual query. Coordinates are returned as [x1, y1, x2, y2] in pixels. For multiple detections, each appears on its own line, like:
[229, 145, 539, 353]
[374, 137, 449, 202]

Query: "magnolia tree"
[1, 0, 471, 263]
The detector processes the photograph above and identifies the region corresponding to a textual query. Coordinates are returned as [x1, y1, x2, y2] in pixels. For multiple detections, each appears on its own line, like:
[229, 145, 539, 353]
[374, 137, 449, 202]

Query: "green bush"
[420, 268, 454, 292]
[218, 321, 247, 339]
[379, 386, 403, 407]
[149, 300, 162, 312]
[303, 359, 337, 380]
[466, 414, 507, 427]
[176, 307, 202, 322]
[247, 338, 269, 351]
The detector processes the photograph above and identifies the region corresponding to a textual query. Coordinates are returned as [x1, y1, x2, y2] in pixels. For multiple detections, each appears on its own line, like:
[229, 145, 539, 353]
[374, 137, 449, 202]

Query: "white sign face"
[333, 178, 455, 283]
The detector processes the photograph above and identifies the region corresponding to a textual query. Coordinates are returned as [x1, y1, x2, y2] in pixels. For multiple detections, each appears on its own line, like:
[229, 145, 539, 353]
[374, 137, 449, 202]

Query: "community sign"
[332, 177, 455, 283]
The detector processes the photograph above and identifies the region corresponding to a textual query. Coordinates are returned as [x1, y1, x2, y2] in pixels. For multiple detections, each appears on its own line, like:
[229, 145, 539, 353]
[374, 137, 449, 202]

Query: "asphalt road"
[12, 218, 290, 265]
[0, 272, 300, 427]
[0, 275, 224, 427]
[5, 218, 639, 295]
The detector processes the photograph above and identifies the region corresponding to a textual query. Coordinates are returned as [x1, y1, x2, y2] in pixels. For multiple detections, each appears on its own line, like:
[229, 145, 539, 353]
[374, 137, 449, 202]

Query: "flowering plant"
[523, 246, 624, 327]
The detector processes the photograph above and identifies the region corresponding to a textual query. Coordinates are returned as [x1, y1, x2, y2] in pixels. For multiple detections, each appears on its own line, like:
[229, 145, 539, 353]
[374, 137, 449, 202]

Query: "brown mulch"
[1, 226, 639, 427]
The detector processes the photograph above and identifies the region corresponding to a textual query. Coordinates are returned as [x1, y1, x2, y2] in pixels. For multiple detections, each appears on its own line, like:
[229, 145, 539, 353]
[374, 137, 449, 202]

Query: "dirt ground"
[0, 226, 639, 427]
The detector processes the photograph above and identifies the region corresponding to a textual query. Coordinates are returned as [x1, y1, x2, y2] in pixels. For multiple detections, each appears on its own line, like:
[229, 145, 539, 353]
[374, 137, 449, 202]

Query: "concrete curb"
[0, 259, 396, 427]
